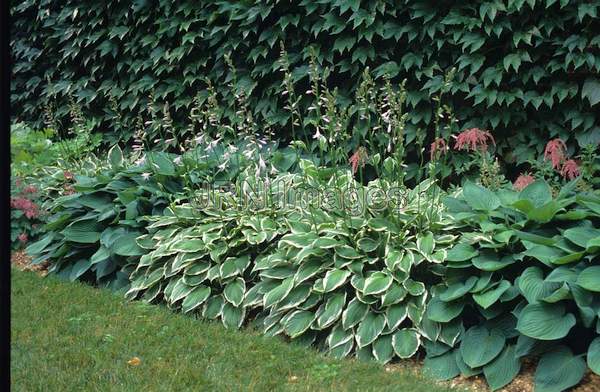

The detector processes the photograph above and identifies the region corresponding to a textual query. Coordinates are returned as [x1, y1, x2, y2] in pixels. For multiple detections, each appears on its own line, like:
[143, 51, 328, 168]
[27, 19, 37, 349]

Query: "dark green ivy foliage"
[10, 0, 600, 165]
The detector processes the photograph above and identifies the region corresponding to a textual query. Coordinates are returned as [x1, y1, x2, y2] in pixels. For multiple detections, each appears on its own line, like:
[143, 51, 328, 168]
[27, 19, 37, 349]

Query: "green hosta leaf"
[526, 201, 562, 223]
[417, 232, 435, 255]
[563, 226, 600, 249]
[460, 326, 505, 368]
[25, 234, 55, 255]
[427, 298, 465, 322]
[518, 266, 560, 303]
[357, 237, 380, 252]
[462, 181, 500, 211]
[317, 292, 346, 328]
[576, 266, 600, 291]
[534, 346, 586, 392]
[323, 269, 351, 292]
[221, 303, 245, 329]
[327, 323, 353, 350]
[284, 310, 315, 338]
[263, 277, 295, 308]
[342, 297, 369, 329]
[439, 277, 478, 302]
[588, 337, 600, 375]
[516, 303, 576, 340]
[473, 254, 515, 271]
[61, 220, 101, 243]
[108, 144, 123, 167]
[224, 278, 245, 307]
[356, 312, 386, 347]
[362, 272, 393, 295]
[90, 246, 110, 265]
[404, 279, 425, 296]
[473, 280, 511, 309]
[113, 233, 145, 256]
[392, 328, 420, 358]
[386, 303, 408, 330]
[294, 259, 325, 283]
[424, 351, 460, 381]
[519, 180, 552, 208]
[483, 345, 521, 391]
[446, 243, 478, 262]
[69, 259, 92, 281]
[202, 295, 224, 319]
[182, 285, 211, 313]
[372, 334, 394, 363]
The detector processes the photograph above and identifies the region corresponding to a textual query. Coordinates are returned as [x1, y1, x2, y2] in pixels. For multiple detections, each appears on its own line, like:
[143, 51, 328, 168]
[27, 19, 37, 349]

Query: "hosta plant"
[423, 179, 600, 391]
[246, 161, 457, 363]
[125, 184, 291, 329]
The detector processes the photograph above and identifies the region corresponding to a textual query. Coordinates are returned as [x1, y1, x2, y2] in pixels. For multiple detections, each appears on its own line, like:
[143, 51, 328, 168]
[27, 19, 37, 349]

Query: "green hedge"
[10, 0, 600, 164]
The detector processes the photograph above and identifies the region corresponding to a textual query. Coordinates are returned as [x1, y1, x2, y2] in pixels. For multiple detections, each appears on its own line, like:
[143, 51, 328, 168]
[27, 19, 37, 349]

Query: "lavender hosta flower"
[206, 139, 219, 153]
[135, 157, 146, 166]
[173, 156, 182, 165]
[141, 172, 151, 181]
[313, 129, 322, 140]
[218, 161, 228, 171]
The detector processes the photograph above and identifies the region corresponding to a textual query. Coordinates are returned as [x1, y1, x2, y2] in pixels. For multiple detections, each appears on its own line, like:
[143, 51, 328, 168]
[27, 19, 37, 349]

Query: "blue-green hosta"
[424, 180, 600, 391]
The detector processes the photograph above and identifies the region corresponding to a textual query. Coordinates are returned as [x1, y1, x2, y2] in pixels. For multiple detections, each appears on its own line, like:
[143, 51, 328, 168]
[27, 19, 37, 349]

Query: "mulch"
[11, 250, 48, 276]
[10, 250, 600, 391]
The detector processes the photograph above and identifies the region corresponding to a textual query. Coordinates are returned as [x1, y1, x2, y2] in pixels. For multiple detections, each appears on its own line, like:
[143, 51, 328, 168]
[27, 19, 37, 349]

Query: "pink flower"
[63, 171, 74, 180]
[11, 197, 40, 219]
[560, 159, 580, 180]
[18, 233, 28, 244]
[22, 185, 37, 194]
[349, 147, 368, 175]
[430, 138, 448, 161]
[513, 172, 535, 191]
[543, 138, 567, 170]
[454, 128, 495, 152]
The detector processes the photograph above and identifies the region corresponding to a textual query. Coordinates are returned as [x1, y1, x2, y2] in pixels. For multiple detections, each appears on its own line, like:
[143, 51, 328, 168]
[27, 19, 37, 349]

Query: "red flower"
[349, 147, 368, 174]
[543, 138, 567, 170]
[11, 197, 39, 219]
[560, 159, 580, 180]
[513, 172, 535, 191]
[430, 138, 448, 161]
[22, 185, 37, 194]
[454, 128, 495, 152]
[18, 233, 28, 244]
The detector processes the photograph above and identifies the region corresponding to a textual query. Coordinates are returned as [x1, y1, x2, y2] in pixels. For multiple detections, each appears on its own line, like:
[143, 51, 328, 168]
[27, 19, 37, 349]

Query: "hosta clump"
[424, 180, 600, 391]
[26, 148, 189, 289]
[125, 174, 293, 329]
[247, 163, 457, 363]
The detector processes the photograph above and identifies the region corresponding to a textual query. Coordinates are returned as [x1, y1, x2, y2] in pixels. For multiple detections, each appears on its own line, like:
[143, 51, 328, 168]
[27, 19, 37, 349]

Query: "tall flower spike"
[560, 159, 580, 180]
[430, 138, 448, 161]
[453, 128, 495, 152]
[543, 138, 567, 170]
[349, 147, 368, 174]
[513, 172, 535, 191]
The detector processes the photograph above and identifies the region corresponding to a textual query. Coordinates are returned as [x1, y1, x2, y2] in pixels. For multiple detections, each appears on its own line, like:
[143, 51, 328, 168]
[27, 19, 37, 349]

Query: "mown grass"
[11, 269, 465, 392]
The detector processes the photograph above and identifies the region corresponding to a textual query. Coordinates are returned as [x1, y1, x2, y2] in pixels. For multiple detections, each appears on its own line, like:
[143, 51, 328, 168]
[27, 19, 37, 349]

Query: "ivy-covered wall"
[10, 0, 600, 164]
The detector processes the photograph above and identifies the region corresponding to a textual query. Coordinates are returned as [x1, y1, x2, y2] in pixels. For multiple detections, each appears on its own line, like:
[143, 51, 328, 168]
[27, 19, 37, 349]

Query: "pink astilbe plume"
[543, 138, 567, 169]
[430, 138, 448, 161]
[513, 172, 535, 191]
[560, 159, 580, 180]
[349, 147, 368, 174]
[454, 128, 495, 152]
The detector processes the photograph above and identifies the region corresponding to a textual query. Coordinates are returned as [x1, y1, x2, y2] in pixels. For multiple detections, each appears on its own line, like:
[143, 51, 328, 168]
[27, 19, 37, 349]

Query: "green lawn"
[11, 269, 466, 392]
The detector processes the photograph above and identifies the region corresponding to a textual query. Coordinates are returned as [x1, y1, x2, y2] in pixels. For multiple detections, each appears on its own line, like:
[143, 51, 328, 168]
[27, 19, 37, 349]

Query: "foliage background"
[11, 0, 600, 165]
